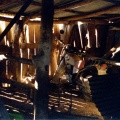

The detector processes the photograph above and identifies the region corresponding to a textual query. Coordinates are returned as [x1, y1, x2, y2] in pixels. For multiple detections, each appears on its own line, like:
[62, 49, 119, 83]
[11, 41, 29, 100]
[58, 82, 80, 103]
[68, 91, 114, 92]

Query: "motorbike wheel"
[77, 66, 98, 101]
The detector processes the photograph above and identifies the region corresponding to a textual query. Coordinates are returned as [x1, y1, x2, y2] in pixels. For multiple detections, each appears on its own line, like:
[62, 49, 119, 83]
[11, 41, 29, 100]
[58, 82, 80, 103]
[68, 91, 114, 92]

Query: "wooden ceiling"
[0, 0, 120, 25]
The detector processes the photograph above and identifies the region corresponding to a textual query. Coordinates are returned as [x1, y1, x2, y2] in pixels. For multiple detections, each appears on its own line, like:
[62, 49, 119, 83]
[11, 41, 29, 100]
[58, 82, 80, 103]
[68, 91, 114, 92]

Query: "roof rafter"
[0, 0, 33, 42]
[63, 5, 120, 22]
[54, 0, 97, 12]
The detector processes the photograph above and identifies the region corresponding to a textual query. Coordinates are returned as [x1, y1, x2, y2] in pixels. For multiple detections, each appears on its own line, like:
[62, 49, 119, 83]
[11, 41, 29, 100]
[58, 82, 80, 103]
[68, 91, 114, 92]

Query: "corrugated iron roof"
[0, 0, 120, 24]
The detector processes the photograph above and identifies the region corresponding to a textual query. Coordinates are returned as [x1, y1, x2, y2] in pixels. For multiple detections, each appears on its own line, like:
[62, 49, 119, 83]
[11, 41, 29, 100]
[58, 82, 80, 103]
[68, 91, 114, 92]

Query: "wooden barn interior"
[0, 0, 120, 119]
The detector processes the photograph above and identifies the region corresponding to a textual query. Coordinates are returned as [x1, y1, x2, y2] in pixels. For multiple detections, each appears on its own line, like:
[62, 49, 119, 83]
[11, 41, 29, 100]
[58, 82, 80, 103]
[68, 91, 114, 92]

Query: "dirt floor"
[0, 82, 104, 119]
[49, 84, 103, 119]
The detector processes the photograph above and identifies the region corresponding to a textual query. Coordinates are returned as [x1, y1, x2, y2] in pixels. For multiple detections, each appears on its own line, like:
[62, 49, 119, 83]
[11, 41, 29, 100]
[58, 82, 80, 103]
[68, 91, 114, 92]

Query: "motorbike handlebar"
[55, 36, 86, 57]
[65, 45, 86, 57]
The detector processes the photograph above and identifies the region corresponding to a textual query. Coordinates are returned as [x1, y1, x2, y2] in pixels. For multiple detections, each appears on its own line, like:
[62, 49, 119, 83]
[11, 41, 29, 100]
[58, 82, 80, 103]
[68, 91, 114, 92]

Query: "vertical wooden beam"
[33, 0, 54, 119]
[50, 24, 59, 75]
[96, 25, 108, 57]
[87, 23, 98, 56]
[105, 30, 115, 52]
[0, 0, 33, 42]
[29, 24, 36, 76]
[21, 24, 29, 80]
[12, 21, 22, 81]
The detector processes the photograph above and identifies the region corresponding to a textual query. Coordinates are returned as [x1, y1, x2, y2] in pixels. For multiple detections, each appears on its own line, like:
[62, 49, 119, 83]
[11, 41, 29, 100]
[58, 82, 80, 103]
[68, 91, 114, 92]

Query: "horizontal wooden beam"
[0, 77, 35, 89]
[0, 15, 108, 25]
[0, 16, 68, 25]
[64, 9, 87, 15]
[19, 43, 38, 49]
[103, 0, 120, 4]
[0, 16, 12, 22]
[107, 16, 120, 22]
[0, 0, 22, 5]
[5, 55, 33, 65]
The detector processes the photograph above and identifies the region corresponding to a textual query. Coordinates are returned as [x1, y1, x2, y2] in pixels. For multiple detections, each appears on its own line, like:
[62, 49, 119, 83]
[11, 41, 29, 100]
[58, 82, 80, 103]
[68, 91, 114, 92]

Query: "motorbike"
[51, 38, 120, 101]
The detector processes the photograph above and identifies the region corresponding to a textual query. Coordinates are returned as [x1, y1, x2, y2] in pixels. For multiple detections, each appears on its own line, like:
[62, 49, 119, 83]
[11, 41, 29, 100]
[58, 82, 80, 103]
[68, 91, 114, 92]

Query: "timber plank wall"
[0, 20, 118, 83]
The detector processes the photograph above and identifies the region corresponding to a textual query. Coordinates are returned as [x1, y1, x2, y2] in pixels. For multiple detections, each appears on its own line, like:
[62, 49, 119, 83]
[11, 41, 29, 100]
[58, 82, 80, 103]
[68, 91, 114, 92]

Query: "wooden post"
[50, 24, 60, 75]
[21, 24, 29, 80]
[12, 21, 21, 81]
[32, 0, 54, 119]
[5, 55, 33, 65]
[29, 24, 37, 76]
